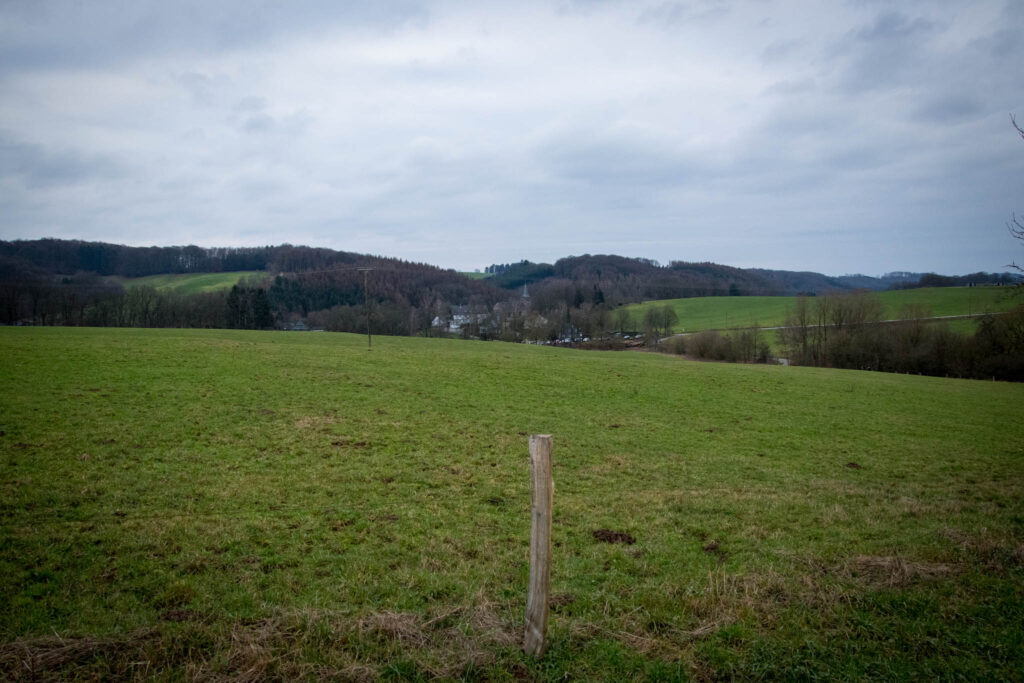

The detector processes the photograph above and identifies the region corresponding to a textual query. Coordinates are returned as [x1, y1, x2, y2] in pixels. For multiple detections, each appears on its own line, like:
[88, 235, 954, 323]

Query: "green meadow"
[109, 271, 265, 295]
[625, 286, 1020, 333]
[1, 328, 1022, 680]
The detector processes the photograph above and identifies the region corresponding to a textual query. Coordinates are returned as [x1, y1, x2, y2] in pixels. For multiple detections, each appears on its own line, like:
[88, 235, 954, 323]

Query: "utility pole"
[358, 267, 374, 349]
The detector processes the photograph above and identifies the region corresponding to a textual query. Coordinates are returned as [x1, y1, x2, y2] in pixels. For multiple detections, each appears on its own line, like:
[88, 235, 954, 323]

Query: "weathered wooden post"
[524, 434, 553, 657]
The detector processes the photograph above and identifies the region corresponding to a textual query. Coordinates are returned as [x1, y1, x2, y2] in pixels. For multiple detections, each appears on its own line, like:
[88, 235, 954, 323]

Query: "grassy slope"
[625, 286, 1021, 333]
[109, 271, 265, 295]
[1, 328, 1022, 680]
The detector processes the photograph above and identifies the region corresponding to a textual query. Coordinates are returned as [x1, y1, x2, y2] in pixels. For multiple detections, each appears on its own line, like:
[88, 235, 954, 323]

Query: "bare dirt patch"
[160, 609, 203, 623]
[550, 593, 575, 612]
[593, 529, 636, 544]
[331, 438, 370, 449]
[702, 540, 729, 563]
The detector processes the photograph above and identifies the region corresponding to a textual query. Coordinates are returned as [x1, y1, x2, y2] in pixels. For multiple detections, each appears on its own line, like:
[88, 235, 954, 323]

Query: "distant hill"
[3, 238, 1018, 336]
[893, 271, 1021, 288]
[487, 256, 1020, 302]
[0, 239, 505, 333]
[0, 238, 274, 277]
[490, 256, 872, 310]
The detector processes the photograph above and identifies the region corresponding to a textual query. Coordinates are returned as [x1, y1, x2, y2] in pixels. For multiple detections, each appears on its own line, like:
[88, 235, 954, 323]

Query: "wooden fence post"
[524, 434, 553, 657]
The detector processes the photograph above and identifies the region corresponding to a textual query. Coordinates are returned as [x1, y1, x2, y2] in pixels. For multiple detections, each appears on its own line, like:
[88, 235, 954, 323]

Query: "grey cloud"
[557, 0, 629, 16]
[760, 40, 803, 65]
[177, 72, 233, 107]
[234, 96, 268, 113]
[1, 1, 1020, 276]
[851, 10, 933, 44]
[755, 106, 846, 140]
[635, 1, 731, 27]
[393, 56, 487, 85]
[912, 95, 983, 125]
[832, 11, 938, 94]
[540, 136, 705, 189]
[244, 110, 312, 137]
[0, 1, 431, 74]
[719, 101, 916, 198]
[0, 132, 126, 189]
[984, 27, 1020, 60]
[228, 96, 311, 136]
[242, 114, 275, 134]
[762, 78, 820, 97]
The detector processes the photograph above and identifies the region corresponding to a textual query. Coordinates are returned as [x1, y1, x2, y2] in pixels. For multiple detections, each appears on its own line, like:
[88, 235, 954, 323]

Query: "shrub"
[665, 336, 687, 355]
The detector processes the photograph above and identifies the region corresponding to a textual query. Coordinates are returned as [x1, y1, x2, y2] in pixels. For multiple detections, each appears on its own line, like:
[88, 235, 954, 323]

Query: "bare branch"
[1011, 214, 1024, 273]
[1010, 115, 1024, 276]
[1011, 212, 1024, 241]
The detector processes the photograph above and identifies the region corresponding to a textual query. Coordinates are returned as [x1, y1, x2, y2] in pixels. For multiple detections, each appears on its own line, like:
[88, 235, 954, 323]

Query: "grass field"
[625, 287, 1021, 333]
[1, 328, 1022, 680]
[109, 271, 265, 295]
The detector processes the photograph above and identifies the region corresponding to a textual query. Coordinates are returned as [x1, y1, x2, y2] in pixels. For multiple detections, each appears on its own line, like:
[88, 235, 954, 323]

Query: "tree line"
[656, 291, 1023, 380]
[0, 240, 510, 332]
[5, 239, 1021, 371]
[0, 269, 272, 329]
[891, 272, 1019, 289]
[0, 239, 276, 277]
[774, 291, 1024, 381]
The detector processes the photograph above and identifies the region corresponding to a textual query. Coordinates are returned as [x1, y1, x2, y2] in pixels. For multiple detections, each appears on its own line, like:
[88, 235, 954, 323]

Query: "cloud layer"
[1, 0, 1022, 275]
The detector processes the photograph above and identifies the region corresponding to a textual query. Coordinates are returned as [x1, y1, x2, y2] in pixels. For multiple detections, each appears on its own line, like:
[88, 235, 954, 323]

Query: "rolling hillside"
[109, 271, 266, 295]
[624, 286, 1021, 333]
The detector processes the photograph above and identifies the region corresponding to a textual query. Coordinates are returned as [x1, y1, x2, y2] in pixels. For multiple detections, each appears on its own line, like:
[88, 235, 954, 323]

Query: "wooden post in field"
[524, 434, 553, 657]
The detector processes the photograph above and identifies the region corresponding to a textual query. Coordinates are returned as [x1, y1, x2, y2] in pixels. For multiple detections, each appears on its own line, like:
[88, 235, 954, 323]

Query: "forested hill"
[0, 239, 505, 333]
[487, 255, 1019, 306]
[0, 239, 275, 277]
[5, 239, 1014, 299]
[488, 254, 893, 308]
[3, 239, 1017, 335]
[0, 239, 422, 278]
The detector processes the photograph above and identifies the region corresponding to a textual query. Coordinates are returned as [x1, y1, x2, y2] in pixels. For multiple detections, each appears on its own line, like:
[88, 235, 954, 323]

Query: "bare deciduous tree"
[1009, 114, 1024, 274]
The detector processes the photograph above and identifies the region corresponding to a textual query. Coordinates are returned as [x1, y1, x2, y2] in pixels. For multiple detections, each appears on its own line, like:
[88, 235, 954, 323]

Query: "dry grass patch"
[941, 528, 1024, 574]
[292, 415, 340, 431]
[845, 555, 957, 587]
[573, 568, 798, 660]
[205, 594, 518, 681]
[2, 598, 520, 682]
[0, 628, 161, 681]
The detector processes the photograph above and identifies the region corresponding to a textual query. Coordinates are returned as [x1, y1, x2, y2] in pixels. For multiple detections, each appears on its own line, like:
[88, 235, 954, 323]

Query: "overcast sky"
[1, 1, 1022, 276]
